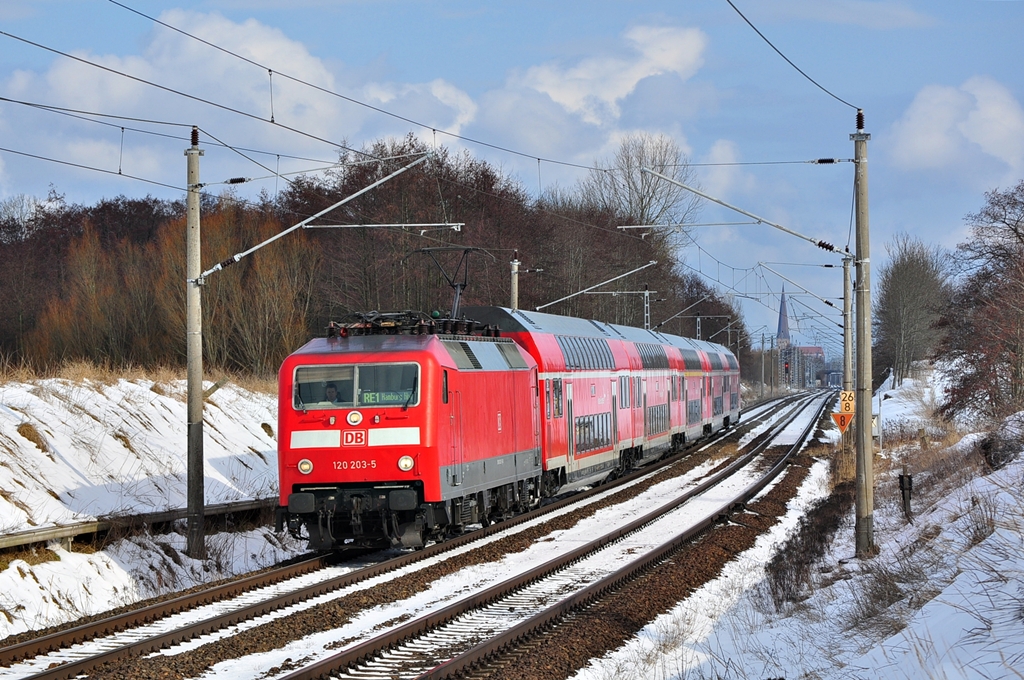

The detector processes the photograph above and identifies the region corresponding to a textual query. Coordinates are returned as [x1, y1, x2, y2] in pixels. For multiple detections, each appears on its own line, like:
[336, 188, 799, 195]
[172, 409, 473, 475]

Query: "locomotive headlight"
[397, 455, 415, 472]
[297, 458, 314, 474]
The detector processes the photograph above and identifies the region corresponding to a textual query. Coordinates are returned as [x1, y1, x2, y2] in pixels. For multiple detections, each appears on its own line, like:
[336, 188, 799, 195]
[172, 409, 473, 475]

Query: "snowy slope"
[1, 368, 1022, 680]
[0, 377, 305, 638]
[573, 367, 1024, 680]
[0, 378, 279, 532]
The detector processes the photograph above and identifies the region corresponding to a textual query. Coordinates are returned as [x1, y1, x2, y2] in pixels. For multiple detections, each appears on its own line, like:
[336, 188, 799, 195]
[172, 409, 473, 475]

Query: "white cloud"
[702, 139, 746, 198]
[1, 9, 487, 193]
[363, 79, 477, 137]
[890, 76, 1024, 177]
[515, 26, 707, 126]
[959, 76, 1024, 171]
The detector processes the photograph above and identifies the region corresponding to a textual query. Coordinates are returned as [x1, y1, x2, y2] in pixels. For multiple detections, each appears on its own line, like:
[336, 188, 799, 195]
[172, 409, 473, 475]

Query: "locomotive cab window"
[293, 363, 419, 409]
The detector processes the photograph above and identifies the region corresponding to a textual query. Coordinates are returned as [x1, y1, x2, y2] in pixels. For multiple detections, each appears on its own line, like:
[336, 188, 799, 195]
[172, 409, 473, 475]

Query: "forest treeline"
[0, 135, 745, 378]
[873, 179, 1024, 421]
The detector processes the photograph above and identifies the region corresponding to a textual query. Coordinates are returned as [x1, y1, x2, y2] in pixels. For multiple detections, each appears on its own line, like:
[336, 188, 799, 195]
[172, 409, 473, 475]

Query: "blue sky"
[1, 1, 1022, 356]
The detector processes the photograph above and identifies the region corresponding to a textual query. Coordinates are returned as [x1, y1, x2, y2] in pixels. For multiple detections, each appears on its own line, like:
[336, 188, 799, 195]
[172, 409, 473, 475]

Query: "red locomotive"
[276, 307, 740, 550]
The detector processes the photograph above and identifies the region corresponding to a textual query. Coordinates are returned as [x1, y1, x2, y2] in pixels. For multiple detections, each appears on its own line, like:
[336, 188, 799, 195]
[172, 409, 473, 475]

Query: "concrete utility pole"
[760, 333, 765, 399]
[852, 110, 875, 557]
[843, 256, 853, 393]
[843, 255, 854, 457]
[510, 251, 520, 311]
[185, 127, 206, 559]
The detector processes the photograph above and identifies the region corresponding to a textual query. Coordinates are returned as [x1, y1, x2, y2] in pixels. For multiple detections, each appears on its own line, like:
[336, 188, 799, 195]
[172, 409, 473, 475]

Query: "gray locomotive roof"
[293, 334, 435, 355]
[462, 306, 735, 359]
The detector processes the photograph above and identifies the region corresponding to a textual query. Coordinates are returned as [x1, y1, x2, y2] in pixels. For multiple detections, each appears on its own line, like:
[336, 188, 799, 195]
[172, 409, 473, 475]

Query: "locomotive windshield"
[293, 363, 419, 409]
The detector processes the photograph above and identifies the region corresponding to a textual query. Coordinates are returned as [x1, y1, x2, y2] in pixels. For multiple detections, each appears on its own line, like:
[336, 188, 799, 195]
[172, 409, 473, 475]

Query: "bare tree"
[0, 194, 40, 244]
[874, 234, 949, 386]
[958, 179, 1024, 273]
[937, 181, 1024, 420]
[576, 132, 702, 244]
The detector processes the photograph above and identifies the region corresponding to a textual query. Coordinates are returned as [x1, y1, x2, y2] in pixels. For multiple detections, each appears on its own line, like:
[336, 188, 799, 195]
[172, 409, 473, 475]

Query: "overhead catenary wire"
[1, 8, 856, 320]
[724, 0, 858, 110]
[106, 0, 600, 173]
[198, 126, 294, 188]
[107, 0, 853, 181]
[0, 28, 372, 160]
[199, 153, 433, 281]
[0, 144, 184, 192]
[0, 94, 445, 191]
[0, 35, 665, 246]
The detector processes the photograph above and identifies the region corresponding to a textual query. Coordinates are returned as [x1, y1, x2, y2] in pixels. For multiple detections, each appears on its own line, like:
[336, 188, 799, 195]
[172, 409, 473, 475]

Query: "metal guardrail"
[0, 499, 277, 551]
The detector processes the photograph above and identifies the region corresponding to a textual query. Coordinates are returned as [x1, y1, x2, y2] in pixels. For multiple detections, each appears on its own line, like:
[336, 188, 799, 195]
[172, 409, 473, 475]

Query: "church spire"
[777, 287, 791, 349]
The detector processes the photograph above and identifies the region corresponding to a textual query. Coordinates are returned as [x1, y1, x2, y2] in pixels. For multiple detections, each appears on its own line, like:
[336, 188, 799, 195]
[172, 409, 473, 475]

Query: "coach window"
[545, 380, 552, 419]
[442, 370, 449, 404]
[552, 378, 564, 418]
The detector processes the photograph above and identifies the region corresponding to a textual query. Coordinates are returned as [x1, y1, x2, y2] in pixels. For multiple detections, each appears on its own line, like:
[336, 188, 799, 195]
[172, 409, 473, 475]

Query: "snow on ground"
[2, 368, 1023, 680]
[0, 377, 306, 637]
[0, 377, 279, 529]
[573, 366, 1024, 680]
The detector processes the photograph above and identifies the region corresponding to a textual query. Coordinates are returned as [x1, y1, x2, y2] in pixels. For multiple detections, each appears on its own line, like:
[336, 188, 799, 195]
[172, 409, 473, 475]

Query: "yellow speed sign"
[840, 390, 855, 413]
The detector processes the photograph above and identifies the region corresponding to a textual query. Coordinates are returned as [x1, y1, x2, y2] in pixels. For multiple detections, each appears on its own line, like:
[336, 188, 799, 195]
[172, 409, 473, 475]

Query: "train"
[275, 306, 740, 551]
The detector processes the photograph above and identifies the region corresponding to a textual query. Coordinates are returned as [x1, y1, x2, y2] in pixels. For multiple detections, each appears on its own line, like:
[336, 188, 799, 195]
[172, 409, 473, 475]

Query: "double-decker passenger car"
[276, 308, 739, 551]
[463, 307, 740, 495]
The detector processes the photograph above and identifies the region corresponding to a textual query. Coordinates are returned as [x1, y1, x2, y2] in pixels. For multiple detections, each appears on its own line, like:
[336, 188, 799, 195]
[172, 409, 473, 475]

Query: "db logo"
[343, 430, 366, 446]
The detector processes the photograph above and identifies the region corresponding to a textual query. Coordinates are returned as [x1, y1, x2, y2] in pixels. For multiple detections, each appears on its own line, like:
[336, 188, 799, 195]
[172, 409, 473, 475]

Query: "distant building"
[776, 288, 826, 388]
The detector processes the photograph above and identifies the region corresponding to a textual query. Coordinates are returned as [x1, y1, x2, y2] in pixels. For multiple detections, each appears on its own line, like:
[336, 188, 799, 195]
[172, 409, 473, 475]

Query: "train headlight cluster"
[397, 455, 415, 472]
[297, 458, 314, 474]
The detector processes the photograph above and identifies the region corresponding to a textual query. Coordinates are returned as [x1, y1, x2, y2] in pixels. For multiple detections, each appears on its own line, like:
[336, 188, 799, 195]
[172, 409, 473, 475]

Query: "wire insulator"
[191, 126, 199, 147]
[817, 240, 836, 252]
[227, 177, 247, 184]
[856, 109, 865, 131]
[815, 158, 837, 164]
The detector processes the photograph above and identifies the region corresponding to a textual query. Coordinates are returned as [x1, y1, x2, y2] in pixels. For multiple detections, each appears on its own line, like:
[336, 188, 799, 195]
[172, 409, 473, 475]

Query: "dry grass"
[216, 370, 276, 396]
[0, 352, 37, 382]
[16, 423, 48, 452]
[0, 358, 278, 396]
[845, 553, 941, 638]
[762, 476, 856, 612]
[0, 546, 60, 573]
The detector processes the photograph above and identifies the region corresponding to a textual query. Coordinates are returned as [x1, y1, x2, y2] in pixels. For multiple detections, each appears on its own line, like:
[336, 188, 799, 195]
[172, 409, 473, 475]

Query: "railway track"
[0, 393, 818, 680]
[273, 391, 830, 680]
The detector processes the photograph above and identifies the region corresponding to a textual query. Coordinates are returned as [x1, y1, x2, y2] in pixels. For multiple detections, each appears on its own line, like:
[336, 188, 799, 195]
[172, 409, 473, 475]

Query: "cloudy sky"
[1, 0, 1022, 354]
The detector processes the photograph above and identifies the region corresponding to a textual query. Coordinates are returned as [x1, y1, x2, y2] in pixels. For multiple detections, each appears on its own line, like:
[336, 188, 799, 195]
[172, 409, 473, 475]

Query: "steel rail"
[0, 554, 329, 667]
[6, 395, 800, 679]
[425, 393, 830, 680]
[277, 393, 828, 680]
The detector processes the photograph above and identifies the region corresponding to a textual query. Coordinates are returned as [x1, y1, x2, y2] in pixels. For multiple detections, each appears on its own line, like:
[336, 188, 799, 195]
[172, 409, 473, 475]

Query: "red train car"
[463, 307, 740, 494]
[276, 308, 739, 551]
[276, 313, 542, 550]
